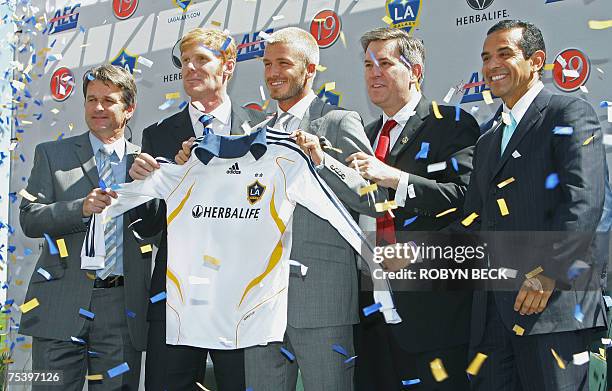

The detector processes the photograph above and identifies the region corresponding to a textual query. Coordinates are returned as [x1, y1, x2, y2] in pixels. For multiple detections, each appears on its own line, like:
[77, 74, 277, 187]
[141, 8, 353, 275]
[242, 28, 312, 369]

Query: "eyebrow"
[481, 45, 513, 57]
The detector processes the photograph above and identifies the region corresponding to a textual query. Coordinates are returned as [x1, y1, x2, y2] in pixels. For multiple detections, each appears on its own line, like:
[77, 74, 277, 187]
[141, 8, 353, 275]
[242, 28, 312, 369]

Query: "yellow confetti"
[19, 343, 32, 349]
[69, 123, 74, 131]
[436, 207, 457, 218]
[588, 20, 612, 30]
[599, 348, 606, 358]
[315, 64, 327, 72]
[19, 188, 37, 201]
[551, 348, 566, 369]
[262, 99, 270, 110]
[466, 352, 488, 375]
[496, 198, 509, 216]
[165, 92, 181, 100]
[431, 101, 443, 119]
[211, 20, 222, 27]
[582, 135, 595, 146]
[512, 324, 525, 336]
[323, 145, 343, 154]
[430, 358, 448, 382]
[525, 266, 544, 279]
[19, 298, 40, 313]
[375, 200, 398, 213]
[482, 90, 494, 105]
[461, 212, 479, 227]
[497, 177, 515, 188]
[2, 359, 14, 364]
[324, 82, 336, 91]
[86, 272, 97, 280]
[56, 238, 68, 258]
[140, 244, 153, 253]
[86, 374, 104, 381]
[203, 255, 221, 266]
[358, 183, 378, 197]
[15, 279, 24, 286]
[339, 31, 346, 48]
[382, 15, 393, 25]
[543, 63, 555, 71]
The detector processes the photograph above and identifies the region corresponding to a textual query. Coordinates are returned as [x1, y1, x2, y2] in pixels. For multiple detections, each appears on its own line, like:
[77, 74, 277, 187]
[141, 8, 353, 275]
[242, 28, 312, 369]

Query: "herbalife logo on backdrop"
[466, 0, 494, 10]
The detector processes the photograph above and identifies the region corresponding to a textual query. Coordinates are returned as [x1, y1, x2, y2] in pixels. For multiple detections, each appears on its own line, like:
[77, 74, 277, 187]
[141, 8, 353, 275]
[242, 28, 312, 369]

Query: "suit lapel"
[173, 106, 196, 142]
[124, 141, 140, 184]
[366, 117, 383, 147]
[230, 106, 249, 135]
[74, 132, 99, 188]
[300, 97, 325, 130]
[490, 90, 551, 181]
[386, 99, 429, 167]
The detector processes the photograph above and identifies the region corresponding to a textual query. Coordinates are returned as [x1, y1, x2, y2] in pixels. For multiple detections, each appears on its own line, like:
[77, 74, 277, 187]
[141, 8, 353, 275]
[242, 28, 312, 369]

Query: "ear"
[411, 63, 423, 82]
[530, 50, 546, 74]
[124, 103, 136, 121]
[223, 59, 236, 80]
[306, 63, 317, 80]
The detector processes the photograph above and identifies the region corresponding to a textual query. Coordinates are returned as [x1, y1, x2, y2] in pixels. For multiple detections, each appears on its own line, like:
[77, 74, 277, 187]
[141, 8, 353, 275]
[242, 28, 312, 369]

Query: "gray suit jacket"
[19, 132, 151, 351]
[286, 97, 387, 328]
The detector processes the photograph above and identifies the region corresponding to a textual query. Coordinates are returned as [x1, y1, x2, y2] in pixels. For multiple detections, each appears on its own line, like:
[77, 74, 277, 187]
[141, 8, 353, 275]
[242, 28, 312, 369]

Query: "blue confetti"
[402, 379, 421, 386]
[126, 310, 136, 318]
[332, 344, 349, 357]
[79, 308, 95, 320]
[86, 73, 95, 81]
[24, 248, 32, 256]
[220, 36, 232, 51]
[16, 336, 25, 342]
[567, 260, 590, 281]
[415, 142, 430, 160]
[344, 355, 357, 364]
[43, 233, 59, 255]
[7, 245, 15, 253]
[280, 347, 295, 362]
[403, 216, 418, 227]
[19, 154, 25, 162]
[107, 362, 130, 378]
[71, 336, 86, 344]
[178, 100, 188, 110]
[545, 173, 559, 189]
[150, 292, 166, 303]
[455, 105, 460, 121]
[98, 178, 107, 189]
[574, 304, 584, 323]
[368, 49, 379, 67]
[600, 101, 610, 108]
[552, 126, 573, 135]
[362, 302, 382, 317]
[451, 157, 459, 172]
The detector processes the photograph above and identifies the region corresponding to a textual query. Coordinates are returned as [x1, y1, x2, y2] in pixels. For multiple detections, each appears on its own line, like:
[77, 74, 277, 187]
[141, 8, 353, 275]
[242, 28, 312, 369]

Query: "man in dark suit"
[128, 28, 266, 390]
[462, 20, 606, 390]
[19, 64, 150, 390]
[175, 27, 389, 391]
[348, 27, 480, 390]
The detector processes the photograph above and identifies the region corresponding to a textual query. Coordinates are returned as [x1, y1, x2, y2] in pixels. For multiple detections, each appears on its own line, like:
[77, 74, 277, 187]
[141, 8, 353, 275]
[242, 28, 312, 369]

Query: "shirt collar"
[189, 94, 232, 125]
[89, 131, 126, 160]
[276, 90, 317, 121]
[503, 80, 544, 125]
[382, 91, 422, 127]
[193, 126, 268, 165]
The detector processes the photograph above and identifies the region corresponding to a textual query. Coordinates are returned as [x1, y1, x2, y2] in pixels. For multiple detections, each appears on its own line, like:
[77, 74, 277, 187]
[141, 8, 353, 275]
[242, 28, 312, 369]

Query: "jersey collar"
[193, 126, 268, 164]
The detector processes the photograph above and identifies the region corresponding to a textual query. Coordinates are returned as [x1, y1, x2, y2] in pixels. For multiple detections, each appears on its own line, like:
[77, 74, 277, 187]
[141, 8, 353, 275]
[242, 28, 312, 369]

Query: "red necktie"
[375, 119, 398, 246]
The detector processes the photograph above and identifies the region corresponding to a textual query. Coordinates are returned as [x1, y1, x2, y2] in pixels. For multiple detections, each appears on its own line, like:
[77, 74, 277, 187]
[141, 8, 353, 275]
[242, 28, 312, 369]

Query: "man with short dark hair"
[19, 64, 150, 390]
[350, 27, 479, 390]
[463, 20, 607, 390]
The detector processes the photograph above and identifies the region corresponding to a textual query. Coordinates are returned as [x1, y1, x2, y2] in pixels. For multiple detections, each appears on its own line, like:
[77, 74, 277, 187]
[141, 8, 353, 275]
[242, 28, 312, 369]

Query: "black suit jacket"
[131, 105, 267, 320]
[364, 98, 480, 353]
[463, 89, 607, 346]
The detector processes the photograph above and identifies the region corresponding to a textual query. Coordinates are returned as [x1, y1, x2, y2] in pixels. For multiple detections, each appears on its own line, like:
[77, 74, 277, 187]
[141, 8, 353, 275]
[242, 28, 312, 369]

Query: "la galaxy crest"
[111, 48, 139, 74]
[385, 0, 422, 33]
[247, 180, 266, 205]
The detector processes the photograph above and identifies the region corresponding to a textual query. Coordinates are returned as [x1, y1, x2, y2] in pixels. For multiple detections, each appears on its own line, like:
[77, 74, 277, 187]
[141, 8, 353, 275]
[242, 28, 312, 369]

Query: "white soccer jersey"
[82, 127, 400, 349]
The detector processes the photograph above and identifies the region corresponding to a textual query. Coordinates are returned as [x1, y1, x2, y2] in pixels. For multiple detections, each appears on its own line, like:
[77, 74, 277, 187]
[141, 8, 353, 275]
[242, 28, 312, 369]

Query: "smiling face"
[481, 27, 544, 108]
[84, 80, 133, 140]
[263, 43, 314, 112]
[180, 43, 233, 101]
[364, 39, 419, 117]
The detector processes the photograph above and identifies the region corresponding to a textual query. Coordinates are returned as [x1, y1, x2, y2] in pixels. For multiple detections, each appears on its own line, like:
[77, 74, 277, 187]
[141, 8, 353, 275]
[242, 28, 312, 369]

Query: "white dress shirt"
[188, 94, 232, 136]
[275, 90, 317, 132]
[502, 80, 544, 126]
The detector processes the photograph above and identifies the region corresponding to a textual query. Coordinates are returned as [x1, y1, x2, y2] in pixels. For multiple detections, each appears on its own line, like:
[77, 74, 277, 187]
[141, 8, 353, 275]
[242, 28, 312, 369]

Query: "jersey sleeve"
[282, 153, 402, 324]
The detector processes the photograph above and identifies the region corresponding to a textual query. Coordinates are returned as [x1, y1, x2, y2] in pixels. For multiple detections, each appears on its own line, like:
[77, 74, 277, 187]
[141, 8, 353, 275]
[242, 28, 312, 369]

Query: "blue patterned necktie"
[500, 112, 517, 155]
[199, 113, 215, 136]
[98, 148, 118, 279]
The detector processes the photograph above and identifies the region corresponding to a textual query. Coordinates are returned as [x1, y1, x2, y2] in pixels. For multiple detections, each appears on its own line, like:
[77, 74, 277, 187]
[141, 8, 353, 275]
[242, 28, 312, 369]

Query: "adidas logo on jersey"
[226, 162, 241, 174]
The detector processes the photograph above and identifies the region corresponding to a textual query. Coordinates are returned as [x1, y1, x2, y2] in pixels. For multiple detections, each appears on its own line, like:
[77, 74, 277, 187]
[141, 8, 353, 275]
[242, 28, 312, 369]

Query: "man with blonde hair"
[128, 27, 265, 390]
